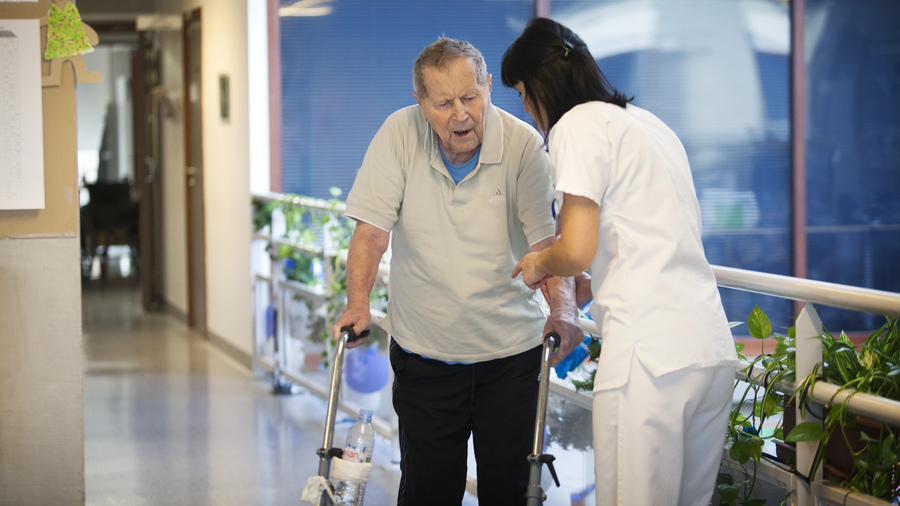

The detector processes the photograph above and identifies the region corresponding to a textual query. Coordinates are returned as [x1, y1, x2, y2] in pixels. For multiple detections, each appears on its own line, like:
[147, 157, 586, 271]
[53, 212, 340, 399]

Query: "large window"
[279, 0, 535, 200]
[550, 0, 793, 326]
[805, 0, 900, 331]
[277, 0, 900, 333]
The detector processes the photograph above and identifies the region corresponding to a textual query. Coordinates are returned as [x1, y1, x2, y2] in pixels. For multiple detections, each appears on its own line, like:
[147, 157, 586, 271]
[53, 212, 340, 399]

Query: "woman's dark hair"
[501, 17, 632, 133]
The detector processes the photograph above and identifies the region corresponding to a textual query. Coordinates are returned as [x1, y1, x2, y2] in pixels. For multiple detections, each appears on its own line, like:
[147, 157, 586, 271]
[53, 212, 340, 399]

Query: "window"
[805, 0, 900, 330]
[276, 0, 900, 332]
[551, 0, 793, 326]
[278, 0, 536, 200]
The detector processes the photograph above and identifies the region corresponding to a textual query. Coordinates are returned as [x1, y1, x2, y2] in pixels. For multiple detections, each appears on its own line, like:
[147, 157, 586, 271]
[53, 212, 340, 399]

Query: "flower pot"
[775, 398, 796, 465]
[823, 414, 885, 480]
[774, 440, 796, 465]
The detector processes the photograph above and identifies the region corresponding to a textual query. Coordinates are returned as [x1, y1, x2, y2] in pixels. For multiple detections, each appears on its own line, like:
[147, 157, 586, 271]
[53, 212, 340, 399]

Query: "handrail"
[811, 382, 900, 427]
[736, 360, 900, 427]
[253, 191, 345, 213]
[712, 265, 900, 318]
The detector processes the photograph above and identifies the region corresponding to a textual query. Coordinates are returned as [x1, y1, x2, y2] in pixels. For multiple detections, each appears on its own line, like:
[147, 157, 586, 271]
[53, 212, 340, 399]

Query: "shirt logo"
[490, 189, 505, 203]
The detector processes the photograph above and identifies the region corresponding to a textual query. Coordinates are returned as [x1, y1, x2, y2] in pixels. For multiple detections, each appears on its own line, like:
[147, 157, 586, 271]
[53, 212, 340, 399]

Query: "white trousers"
[592, 354, 734, 506]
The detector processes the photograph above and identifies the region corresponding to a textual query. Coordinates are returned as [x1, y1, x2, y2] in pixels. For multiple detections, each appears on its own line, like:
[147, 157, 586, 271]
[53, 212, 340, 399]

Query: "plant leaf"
[747, 306, 772, 340]
[730, 435, 763, 463]
[717, 483, 741, 503]
[785, 421, 827, 442]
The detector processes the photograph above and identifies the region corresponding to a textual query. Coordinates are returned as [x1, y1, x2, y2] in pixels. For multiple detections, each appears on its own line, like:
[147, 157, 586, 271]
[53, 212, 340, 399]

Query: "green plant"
[282, 249, 320, 286]
[719, 306, 796, 505]
[569, 338, 601, 392]
[254, 189, 390, 361]
[319, 188, 357, 346]
[252, 199, 276, 233]
[787, 317, 900, 501]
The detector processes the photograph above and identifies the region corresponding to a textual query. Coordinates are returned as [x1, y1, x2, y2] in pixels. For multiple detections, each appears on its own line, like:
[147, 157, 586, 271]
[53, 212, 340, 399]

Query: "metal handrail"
[712, 265, 900, 318]
[253, 191, 346, 213]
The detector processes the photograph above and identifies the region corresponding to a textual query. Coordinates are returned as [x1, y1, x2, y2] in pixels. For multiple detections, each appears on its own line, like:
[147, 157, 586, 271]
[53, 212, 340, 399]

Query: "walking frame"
[315, 326, 369, 506]
[526, 332, 562, 505]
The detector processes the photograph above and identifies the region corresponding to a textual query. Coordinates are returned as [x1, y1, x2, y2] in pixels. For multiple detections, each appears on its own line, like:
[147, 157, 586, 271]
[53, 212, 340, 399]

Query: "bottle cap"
[359, 408, 374, 421]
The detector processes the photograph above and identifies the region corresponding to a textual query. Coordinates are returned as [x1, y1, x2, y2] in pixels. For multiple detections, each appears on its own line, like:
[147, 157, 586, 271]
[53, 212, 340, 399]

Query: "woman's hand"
[512, 252, 552, 290]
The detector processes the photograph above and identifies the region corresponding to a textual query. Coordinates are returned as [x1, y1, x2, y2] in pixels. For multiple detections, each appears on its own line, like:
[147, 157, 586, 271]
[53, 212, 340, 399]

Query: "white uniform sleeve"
[548, 110, 611, 208]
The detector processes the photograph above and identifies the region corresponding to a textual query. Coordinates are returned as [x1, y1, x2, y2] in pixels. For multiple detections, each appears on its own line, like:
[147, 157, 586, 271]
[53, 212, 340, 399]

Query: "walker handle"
[340, 325, 370, 343]
[544, 332, 560, 354]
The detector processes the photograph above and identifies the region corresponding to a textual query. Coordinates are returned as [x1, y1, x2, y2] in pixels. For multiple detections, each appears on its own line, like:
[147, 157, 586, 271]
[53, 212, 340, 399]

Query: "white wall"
[248, 0, 270, 194]
[0, 240, 83, 506]
[156, 0, 253, 355]
[199, 0, 252, 355]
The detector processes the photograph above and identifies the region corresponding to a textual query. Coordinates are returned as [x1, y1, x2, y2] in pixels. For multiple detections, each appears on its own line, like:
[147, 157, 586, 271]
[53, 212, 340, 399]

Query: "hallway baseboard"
[208, 329, 254, 371]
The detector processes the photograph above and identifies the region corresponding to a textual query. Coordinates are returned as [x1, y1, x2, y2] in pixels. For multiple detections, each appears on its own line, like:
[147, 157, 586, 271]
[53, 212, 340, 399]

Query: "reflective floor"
[81, 249, 401, 505]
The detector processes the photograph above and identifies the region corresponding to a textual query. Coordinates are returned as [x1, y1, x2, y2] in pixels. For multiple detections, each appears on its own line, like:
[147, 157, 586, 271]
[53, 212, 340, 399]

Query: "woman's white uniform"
[547, 101, 741, 506]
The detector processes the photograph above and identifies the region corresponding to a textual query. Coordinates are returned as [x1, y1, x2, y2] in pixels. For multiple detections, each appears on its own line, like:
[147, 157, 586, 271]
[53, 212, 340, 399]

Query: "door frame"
[182, 7, 207, 333]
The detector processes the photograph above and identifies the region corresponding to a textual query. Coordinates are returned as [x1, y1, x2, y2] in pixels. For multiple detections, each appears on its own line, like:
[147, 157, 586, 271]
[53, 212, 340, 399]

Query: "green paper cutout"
[44, 3, 93, 60]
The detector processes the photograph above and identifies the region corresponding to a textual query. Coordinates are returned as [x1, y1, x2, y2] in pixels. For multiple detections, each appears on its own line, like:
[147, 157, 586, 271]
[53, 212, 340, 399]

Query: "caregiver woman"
[504, 18, 741, 506]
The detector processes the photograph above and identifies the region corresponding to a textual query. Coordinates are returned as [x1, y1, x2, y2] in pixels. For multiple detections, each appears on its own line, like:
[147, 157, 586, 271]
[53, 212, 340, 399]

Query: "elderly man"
[332, 37, 581, 505]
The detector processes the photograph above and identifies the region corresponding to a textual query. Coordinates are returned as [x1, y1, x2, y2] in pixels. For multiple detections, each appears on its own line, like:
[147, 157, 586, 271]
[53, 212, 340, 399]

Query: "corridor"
[81, 259, 401, 505]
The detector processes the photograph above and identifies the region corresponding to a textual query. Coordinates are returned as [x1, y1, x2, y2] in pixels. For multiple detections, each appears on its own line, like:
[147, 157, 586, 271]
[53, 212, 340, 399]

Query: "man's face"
[413, 57, 492, 166]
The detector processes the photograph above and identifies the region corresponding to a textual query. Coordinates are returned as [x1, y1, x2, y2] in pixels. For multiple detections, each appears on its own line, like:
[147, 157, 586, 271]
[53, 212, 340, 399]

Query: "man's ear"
[487, 73, 492, 93]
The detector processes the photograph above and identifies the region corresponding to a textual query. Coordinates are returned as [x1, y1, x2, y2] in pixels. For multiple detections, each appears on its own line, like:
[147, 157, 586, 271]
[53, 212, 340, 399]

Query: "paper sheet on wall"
[0, 19, 45, 210]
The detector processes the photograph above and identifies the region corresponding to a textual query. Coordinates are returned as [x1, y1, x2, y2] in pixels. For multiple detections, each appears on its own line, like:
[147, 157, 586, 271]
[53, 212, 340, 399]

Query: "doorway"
[77, 35, 140, 287]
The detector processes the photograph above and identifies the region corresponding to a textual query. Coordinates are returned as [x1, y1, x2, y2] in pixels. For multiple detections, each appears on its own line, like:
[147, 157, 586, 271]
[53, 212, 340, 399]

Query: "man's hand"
[332, 305, 371, 349]
[543, 297, 583, 367]
[540, 274, 583, 367]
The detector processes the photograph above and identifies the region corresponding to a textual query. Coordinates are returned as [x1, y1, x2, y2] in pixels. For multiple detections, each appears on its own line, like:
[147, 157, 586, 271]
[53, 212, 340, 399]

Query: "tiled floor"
[81, 254, 401, 505]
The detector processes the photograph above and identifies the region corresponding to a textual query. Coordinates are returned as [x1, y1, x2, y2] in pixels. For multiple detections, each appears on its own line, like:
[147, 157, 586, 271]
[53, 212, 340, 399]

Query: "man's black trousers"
[390, 339, 542, 505]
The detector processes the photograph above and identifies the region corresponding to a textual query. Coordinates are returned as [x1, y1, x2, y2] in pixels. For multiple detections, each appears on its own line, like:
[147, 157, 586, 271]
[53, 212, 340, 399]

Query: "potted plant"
[717, 306, 797, 505]
[787, 316, 900, 501]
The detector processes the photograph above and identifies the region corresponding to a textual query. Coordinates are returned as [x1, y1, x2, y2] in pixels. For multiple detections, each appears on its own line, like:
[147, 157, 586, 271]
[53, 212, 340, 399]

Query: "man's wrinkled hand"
[543, 309, 583, 368]
[331, 306, 371, 349]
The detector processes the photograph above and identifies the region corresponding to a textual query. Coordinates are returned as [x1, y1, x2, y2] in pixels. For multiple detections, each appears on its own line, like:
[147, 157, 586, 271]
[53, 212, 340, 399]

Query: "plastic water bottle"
[343, 409, 374, 463]
[332, 409, 375, 505]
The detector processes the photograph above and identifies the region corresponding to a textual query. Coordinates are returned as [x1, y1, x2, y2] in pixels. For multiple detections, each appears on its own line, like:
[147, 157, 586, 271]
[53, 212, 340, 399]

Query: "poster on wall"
[0, 19, 45, 210]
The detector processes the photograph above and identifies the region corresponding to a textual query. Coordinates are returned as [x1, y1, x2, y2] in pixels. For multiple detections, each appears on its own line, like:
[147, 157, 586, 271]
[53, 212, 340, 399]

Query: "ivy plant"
[788, 317, 900, 501]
